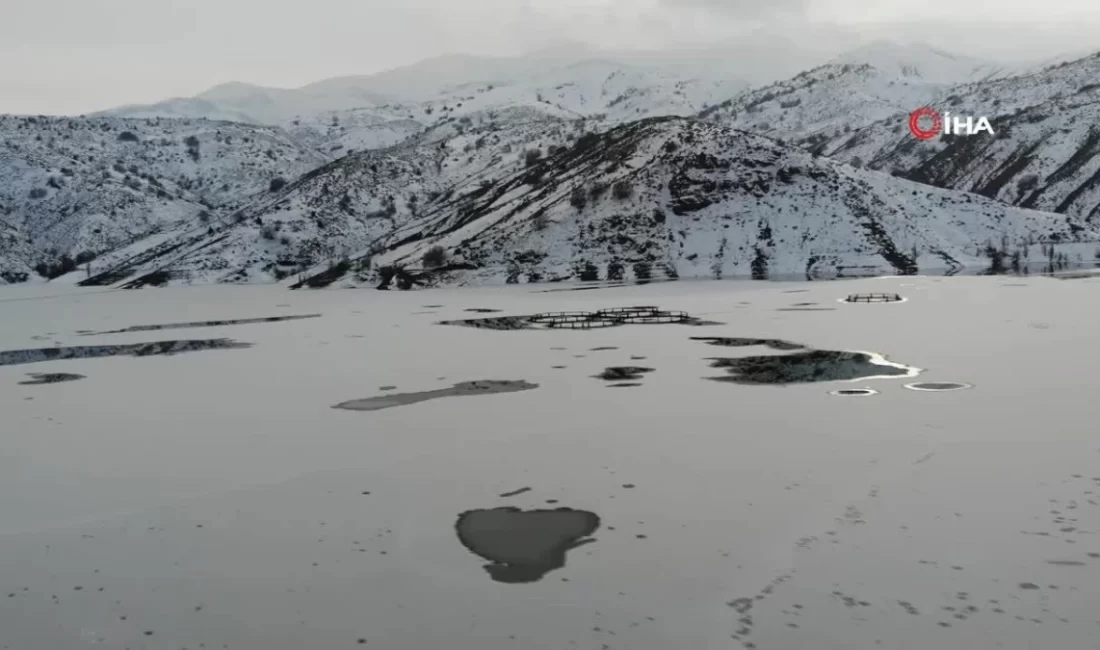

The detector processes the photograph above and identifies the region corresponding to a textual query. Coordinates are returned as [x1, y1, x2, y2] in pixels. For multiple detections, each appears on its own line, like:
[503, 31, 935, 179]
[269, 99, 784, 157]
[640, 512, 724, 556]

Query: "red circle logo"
[909, 107, 942, 140]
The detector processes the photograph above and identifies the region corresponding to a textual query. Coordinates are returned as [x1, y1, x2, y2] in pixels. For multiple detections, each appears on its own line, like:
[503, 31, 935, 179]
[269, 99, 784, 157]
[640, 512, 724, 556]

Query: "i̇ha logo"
[908, 107, 994, 140]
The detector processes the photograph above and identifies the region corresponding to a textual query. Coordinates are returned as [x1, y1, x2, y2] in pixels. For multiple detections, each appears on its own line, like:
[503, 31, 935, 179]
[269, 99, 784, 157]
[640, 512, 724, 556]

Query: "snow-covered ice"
[2, 275, 1100, 649]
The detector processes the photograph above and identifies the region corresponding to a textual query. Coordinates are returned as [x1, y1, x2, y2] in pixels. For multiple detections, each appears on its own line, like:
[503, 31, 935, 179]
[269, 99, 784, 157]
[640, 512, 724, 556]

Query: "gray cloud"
[0, 0, 1097, 115]
[659, 0, 809, 19]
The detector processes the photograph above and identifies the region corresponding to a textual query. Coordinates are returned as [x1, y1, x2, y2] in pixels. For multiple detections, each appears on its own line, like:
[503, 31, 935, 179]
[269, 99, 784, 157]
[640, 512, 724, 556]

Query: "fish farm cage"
[844, 293, 903, 303]
[528, 306, 693, 328]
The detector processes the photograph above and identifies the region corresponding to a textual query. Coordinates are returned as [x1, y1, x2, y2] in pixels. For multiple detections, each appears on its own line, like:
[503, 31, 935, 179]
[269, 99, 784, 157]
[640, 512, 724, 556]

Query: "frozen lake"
[2, 275, 1100, 649]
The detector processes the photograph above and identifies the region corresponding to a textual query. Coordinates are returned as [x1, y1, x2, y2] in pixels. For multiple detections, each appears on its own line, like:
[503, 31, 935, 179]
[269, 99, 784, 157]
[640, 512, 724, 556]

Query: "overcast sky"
[3, 0, 1099, 115]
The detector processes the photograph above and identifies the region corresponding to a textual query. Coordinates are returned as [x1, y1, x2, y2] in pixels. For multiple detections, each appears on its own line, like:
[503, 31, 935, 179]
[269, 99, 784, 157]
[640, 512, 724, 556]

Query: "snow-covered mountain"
[99, 50, 749, 127]
[364, 118, 1095, 284]
[699, 62, 948, 140]
[0, 115, 325, 277]
[0, 219, 34, 283]
[8, 40, 1100, 287]
[68, 117, 1096, 288]
[697, 41, 1027, 141]
[816, 52, 1100, 222]
[63, 106, 584, 286]
[827, 41, 1013, 84]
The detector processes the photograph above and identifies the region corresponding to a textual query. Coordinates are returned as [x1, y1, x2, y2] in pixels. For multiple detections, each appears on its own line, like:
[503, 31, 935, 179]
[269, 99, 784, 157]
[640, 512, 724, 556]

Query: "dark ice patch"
[455, 507, 600, 583]
[333, 380, 538, 411]
[692, 336, 805, 351]
[707, 350, 911, 385]
[594, 367, 654, 381]
[86, 314, 319, 335]
[19, 373, 86, 385]
[499, 487, 533, 498]
[0, 339, 251, 367]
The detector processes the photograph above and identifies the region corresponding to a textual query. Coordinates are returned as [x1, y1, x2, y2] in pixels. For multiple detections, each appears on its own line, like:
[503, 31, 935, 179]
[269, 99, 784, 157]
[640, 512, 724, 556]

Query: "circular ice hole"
[829, 388, 878, 396]
[904, 382, 972, 392]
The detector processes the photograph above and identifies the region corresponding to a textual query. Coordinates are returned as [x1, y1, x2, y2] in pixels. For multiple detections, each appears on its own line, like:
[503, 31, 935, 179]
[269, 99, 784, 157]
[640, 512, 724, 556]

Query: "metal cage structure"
[844, 293, 903, 303]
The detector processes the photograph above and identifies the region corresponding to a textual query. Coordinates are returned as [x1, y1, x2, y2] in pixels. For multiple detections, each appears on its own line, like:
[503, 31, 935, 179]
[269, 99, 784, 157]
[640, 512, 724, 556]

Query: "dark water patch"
[333, 380, 538, 411]
[830, 388, 878, 396]
[707, 350, 913, 385]
[379, 385, 397, 391]
[1046, 560, 1087, 566]
[595, 367, 654, 381]
[1052, 271, 1100, 280]
[0, 339, 251, 367]
[535, 284, 625, 293]
[589, 346, 619, 351]
[608, 383, 643, 388]
[630, 356, 647, 360]
[455, 507, 600, 583]
[551, 365, 567, 369]
[684, 319, 725, 326]
[465, 308, 502, 313]
[905, 382, 972, 392]
[791, 302, 817, 306]
[19, 373, 85, 385]
[87, 314, 320, 335]
[692, 336, 805, 351]
[423, 304, 444, 308]
[499, 487, 533, 498]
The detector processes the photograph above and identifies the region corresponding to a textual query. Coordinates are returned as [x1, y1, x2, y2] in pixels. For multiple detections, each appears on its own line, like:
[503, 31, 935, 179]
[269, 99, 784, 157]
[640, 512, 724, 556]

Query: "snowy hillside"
[817, 52, 1100, 222]
[101, 52, 749, 130]
[827, 41, 1012, 84]
[0, 219, 33, 283]
[285, 59, 747, 157]
[699, 62, 950, 140]
[359, 118, 1094, 285]
[0, 115, 325, 277]
[66, 107, 584, 286]
[695, 41, 1046, 142]
[80, 115, 1097, 288]
[11, 42, 1100, 287]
